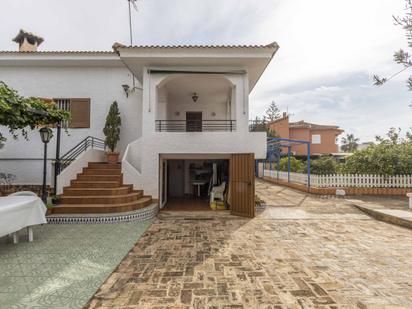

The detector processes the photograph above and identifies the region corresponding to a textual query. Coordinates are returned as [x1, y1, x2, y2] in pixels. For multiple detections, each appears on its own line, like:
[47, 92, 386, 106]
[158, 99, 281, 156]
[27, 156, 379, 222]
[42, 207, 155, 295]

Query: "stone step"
[52, 197, 153, 214]
[60, 192, 142, 204]
[63, 186, 134, 196]
[88, 162, 121, 169]
[82, 168, 122, 175]
[70, 180, 121, 188]
[77, 174, 123, 182]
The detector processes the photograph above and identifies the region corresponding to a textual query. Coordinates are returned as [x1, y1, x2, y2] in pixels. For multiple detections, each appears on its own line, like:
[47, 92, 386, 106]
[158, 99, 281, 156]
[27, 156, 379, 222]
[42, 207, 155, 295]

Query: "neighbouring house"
[0, 30, 279, 217]
[356, 142, 374, 151]
[268, 113, 343, 156]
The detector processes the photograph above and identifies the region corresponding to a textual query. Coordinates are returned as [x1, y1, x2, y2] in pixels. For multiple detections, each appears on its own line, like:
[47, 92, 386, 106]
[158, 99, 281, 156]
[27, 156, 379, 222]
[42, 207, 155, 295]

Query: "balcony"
[248, 120, 267, 132]
[155, 120, 236, 132]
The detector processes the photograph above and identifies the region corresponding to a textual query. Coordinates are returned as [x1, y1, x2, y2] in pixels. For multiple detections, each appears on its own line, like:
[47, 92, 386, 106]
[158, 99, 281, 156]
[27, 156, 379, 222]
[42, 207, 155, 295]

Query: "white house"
[0, 30, 278, 217]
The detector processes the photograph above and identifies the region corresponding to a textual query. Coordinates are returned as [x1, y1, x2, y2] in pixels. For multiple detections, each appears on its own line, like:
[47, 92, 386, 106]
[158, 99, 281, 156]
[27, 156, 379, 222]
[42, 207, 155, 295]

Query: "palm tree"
[341, 134, 360, 152]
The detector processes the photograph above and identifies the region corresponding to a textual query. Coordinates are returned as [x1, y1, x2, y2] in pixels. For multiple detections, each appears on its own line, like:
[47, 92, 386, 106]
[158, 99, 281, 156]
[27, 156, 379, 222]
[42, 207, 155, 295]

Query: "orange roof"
[289, 121, 342, 131]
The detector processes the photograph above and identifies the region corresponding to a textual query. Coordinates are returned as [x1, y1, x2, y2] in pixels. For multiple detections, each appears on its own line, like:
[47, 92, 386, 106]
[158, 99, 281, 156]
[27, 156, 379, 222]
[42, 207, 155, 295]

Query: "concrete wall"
[1, 63, 267, 200]
[121, 70, 267, 198]
[0, 65, 142, 184]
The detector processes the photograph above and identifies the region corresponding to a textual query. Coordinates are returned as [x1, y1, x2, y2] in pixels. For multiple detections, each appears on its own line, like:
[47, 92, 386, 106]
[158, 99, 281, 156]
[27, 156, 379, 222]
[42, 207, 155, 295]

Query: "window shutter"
[69, 99, 90, 128]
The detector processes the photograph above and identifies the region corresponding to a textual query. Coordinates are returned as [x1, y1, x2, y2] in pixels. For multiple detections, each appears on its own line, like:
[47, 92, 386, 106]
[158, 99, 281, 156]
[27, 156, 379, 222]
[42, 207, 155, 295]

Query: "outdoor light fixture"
[122, 84, 130, 97]
[39, 127, 51, 144]
[39, 127, 51, 203]
[192, 92, 199, 102]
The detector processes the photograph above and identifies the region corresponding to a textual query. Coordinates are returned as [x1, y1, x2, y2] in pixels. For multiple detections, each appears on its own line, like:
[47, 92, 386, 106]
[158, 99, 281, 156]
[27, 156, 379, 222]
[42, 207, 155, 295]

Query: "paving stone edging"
[46, 203, 158, 224]
[350, 203, 412, 230]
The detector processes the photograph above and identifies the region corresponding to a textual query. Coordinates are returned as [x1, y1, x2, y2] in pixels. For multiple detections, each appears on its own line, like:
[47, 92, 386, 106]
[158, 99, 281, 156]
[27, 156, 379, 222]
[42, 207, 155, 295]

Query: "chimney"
[12, 29, 44, 52]
[282, 112, 287, 118]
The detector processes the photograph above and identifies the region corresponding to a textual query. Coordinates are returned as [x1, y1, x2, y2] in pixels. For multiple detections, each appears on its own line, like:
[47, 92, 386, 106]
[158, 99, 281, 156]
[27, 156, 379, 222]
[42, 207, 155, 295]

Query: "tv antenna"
[126, 0, 141, 92]
[127, 0, 139, 46]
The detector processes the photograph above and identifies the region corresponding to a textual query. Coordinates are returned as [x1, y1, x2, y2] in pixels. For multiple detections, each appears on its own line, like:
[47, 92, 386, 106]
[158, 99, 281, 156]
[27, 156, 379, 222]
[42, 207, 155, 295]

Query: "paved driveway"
[87, 180, 412, 308]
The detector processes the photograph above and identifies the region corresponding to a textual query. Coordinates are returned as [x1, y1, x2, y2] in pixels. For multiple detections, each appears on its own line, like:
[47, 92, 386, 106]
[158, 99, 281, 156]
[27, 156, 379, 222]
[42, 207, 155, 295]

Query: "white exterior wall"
[1, 59, 268, 198]
[0, 65, 142, 185]
[122, 69, 267, 199]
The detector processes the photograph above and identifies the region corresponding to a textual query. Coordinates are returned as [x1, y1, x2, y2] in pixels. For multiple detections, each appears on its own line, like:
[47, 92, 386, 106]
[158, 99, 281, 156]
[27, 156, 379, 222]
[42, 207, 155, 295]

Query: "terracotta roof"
[289, 121, 342, 130]
[0, 50, 115, 54]
[112, 42, 279, 52]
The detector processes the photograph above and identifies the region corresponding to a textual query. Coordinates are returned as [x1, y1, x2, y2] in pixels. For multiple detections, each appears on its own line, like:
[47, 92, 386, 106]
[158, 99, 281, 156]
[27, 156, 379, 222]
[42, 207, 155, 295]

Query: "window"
[55, 98, 90, 128]
[312, 134, 321, 144]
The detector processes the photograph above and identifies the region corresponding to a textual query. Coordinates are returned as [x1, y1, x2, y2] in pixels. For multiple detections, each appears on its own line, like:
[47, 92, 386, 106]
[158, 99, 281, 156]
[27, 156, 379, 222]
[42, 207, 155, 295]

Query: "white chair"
[210, 182, 226, 203]
[9, 191, 37, 197]
[8, 191, 38, 243]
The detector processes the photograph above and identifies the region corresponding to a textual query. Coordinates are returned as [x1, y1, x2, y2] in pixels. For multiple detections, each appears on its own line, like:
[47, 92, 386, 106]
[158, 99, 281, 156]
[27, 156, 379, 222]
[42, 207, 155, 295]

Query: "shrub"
[343, 141, 412, 175]
[103, 101, 121, 152]
[307, 156, 339, 175]
[279, 157, 304, 172]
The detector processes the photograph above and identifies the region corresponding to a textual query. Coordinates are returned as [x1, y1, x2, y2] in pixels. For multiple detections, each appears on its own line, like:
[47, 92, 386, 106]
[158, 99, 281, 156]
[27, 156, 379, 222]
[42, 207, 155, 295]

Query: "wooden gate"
[229, 153, 255, 218]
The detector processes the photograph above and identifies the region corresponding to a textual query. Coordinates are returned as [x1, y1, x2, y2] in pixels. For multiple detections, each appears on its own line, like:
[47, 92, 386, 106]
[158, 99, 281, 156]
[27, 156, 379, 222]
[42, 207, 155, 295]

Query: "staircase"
[52, 162, 153, 214]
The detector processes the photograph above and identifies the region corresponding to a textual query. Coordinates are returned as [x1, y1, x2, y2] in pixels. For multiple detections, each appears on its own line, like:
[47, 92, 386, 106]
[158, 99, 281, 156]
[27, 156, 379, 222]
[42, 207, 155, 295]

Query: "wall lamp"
[122, 84, 143, 97]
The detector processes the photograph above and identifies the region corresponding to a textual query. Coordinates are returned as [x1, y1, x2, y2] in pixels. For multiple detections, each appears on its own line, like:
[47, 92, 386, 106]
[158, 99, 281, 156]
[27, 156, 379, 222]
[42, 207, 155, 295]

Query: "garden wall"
[262, 177, 412, 196]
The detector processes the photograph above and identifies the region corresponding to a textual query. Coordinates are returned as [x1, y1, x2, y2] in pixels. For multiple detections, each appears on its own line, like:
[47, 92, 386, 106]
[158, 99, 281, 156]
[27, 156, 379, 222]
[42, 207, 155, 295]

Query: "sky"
[1, 0, 411, 143]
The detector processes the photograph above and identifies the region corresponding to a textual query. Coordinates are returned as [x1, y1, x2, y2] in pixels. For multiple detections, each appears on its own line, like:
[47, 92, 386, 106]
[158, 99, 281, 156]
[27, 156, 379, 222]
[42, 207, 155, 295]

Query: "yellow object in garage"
[211, 201, 225, 210]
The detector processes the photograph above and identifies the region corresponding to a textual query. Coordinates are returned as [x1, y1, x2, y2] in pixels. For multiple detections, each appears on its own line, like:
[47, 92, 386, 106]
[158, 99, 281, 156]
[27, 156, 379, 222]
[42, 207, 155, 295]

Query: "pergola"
[261, 137, 312, 187]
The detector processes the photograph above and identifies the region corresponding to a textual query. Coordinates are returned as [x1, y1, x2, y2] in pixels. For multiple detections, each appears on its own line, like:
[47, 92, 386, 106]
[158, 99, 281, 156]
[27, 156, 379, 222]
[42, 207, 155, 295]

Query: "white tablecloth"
[0, 196, 47, 238]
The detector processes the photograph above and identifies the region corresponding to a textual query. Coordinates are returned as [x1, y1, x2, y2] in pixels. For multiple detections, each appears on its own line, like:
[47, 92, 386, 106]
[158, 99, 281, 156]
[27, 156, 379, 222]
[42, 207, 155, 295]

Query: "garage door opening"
[159, 153, 256, 217]
[162, 158, 229, 211]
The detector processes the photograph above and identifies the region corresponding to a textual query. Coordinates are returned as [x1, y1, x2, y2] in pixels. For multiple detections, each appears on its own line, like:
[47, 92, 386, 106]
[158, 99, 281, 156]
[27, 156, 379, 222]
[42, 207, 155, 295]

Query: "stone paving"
[87, 180, 412, 308]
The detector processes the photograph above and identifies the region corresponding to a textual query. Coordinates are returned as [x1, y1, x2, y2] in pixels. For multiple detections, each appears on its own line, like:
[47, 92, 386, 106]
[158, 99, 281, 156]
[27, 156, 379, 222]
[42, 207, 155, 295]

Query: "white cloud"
[1, 0, 411, 142]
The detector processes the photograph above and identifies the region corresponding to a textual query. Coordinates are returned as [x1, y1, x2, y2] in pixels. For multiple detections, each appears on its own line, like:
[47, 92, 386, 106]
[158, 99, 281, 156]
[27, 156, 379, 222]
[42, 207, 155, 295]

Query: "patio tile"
[0, 219, 152, 309]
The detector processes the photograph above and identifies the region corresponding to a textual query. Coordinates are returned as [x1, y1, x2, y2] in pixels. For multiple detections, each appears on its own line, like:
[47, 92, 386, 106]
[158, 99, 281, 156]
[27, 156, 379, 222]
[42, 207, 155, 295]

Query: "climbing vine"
[0, 81, 70, 144]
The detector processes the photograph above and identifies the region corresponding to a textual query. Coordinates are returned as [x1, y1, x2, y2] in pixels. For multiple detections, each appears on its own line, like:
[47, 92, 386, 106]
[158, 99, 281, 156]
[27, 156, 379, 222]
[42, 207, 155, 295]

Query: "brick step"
[82, 168, 122, 175]
[70, 180, 121, 188]
[60, 192, 142, 204]
[88, 162, 121, 169]
[63, 186, 135, 196]
[77, 174, 123, 182]
[51, 197, 153, 214]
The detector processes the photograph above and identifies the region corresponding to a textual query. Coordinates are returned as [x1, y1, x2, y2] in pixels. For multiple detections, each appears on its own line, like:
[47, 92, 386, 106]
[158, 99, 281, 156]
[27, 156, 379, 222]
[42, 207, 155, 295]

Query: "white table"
[0, 196, 47, 243]
[192, 180, 209, 197]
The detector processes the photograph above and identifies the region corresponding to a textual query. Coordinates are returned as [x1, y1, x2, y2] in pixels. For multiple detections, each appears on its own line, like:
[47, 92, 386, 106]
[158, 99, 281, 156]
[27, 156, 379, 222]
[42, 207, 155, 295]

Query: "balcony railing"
[249, 120, 267, 132]
[155, 120, 236, 132]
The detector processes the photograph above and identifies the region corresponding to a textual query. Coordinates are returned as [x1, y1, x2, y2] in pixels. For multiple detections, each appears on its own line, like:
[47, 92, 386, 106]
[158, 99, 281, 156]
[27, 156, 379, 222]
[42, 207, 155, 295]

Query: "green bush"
[343, 141, 412, 175]
[103, 101, 121, 152]
[279, 157, 304, 172]
[307, 156, 339, 175]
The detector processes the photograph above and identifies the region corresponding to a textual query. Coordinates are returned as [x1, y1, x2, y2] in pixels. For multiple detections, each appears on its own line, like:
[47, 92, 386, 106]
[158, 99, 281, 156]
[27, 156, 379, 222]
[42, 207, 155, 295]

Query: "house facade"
[0, 32, 278, 215]
[268, 114, 343, 156]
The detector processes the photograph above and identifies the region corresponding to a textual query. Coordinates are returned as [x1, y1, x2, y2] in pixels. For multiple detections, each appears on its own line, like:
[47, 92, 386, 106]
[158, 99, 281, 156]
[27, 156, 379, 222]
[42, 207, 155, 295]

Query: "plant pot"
[106, 152, 119, 164]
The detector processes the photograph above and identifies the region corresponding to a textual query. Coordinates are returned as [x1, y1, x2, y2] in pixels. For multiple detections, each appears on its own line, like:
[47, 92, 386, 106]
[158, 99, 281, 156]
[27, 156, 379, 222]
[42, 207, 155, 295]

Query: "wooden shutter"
[69, 99, 90, 128]
[229, 153, 255, 218]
